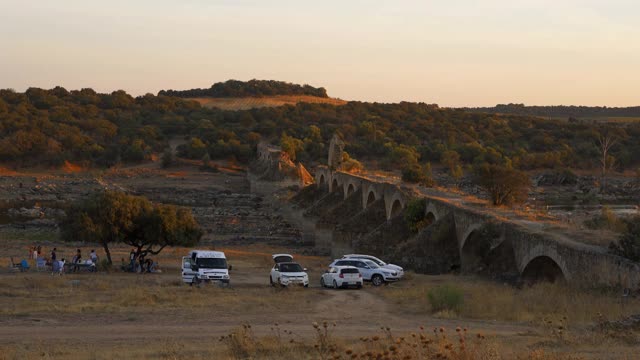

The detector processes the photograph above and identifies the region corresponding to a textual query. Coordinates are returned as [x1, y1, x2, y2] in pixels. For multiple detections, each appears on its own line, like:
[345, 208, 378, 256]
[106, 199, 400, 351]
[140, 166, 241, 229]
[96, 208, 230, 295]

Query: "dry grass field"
[189, 95, 347, 110]
[1, 233, 640, 359]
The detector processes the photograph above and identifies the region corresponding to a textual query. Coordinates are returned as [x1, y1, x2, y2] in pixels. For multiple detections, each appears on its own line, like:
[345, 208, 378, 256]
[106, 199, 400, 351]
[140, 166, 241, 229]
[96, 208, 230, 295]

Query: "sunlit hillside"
[189, 95, 347, 110]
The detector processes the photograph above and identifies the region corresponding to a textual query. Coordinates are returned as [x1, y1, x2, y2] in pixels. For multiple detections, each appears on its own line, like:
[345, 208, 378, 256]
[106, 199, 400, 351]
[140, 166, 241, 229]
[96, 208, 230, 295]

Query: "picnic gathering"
[9, 245, 161, 275]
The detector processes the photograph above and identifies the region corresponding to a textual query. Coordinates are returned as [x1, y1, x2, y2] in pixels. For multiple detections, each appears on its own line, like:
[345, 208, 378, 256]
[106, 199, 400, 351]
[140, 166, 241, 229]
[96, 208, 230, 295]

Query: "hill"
[466, 103, 640, 122]
[1, 86, 639, 175]
[158, 79, 329, 98]
[190, 95, 346, 110]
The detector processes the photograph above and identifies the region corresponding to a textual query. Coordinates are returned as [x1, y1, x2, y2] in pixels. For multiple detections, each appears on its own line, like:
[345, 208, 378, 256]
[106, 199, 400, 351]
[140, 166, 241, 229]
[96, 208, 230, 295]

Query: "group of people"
[22, 245, 100, 274]
[122, 248, 159, 273]
[20, 245, 160, 274]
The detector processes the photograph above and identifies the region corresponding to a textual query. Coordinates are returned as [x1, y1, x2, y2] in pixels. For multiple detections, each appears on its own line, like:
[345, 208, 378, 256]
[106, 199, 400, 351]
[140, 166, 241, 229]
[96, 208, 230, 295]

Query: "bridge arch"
[459, 223, 483, 250]
[385, 193, 406, 220]
[425, 202, 440, 222]
[389, 199, 403, 219]
[460, 228, 490, 273]
[319, 174, 326, 187]
[331, 178, 340, 193]
[521, 256, 566, 284]
[521, 255, 566, 283]
[364, 189, 378, 208]
[518, 245, 570, 284]
[459, 223, 517, 277]
[346, 183, 355, 197]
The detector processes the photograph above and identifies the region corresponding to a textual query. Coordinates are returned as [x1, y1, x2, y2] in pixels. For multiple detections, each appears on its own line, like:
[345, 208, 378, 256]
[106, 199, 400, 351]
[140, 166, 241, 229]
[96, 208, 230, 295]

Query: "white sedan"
[321, 266, 363, 289]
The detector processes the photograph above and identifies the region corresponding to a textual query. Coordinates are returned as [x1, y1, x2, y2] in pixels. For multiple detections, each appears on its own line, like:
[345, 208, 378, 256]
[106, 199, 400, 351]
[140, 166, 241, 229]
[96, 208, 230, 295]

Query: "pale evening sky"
[1, 0, 639, 107]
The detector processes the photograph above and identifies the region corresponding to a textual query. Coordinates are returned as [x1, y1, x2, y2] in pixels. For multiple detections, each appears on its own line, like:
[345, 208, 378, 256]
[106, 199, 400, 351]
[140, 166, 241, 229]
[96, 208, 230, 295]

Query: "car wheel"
[320, 277, 326, 288]
[371, 274, 384, 286]
[333, 280, 339, 289]
[357, 283, 363, 289]
[269, 276, 274, 286]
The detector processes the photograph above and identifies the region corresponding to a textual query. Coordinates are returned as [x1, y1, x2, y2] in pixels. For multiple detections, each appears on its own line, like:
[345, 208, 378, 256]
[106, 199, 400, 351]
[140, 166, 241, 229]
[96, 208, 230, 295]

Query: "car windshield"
[280, 263, 303, 272]
[364, 257, 385, 266]
[341, 268, 359, 274]
[364, 260, 380, 268]
[196, 258, 227, 269]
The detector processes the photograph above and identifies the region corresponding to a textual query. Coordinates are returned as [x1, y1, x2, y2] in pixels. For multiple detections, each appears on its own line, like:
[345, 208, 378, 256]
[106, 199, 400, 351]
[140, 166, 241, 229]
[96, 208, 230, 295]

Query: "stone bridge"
[310, 167, 640, 289]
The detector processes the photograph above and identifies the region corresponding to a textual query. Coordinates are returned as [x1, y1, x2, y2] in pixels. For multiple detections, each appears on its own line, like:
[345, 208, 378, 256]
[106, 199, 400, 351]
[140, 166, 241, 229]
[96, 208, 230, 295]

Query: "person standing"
[138, 251, 146, 273]
[50, 247, 57, 272]
[72, 249, 81, 272]
[129, 249, 136, 272]
[32, 246, 38, 263]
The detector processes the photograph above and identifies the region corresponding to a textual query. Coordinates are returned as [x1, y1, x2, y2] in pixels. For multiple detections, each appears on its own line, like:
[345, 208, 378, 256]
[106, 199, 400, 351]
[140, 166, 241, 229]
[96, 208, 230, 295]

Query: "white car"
[320, 266, 363, 289]
[270, 254, 309, 287]
[329, 258, 400, 286]
[342, 254, 404, 278]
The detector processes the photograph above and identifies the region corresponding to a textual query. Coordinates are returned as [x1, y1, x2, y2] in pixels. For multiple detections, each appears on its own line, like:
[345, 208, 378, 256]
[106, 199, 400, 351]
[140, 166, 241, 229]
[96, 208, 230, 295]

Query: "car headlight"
[223, 274, 229, 279]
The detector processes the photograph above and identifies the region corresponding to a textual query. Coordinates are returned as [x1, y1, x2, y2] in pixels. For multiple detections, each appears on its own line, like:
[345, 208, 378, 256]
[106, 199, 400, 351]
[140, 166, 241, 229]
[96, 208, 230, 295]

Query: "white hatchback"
[320, 266, 363, 289]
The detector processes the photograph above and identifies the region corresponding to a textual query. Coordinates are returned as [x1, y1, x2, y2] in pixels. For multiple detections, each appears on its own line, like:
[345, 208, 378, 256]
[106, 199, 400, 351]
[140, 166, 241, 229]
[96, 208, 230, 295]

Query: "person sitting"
[85, 259, 97, 272]
[89, 250, 98, 264]
[57, 258, 66, 275]
[150, 260, 161, 273]
[120, 258, 128, 272]
[20, 259, 30, 272]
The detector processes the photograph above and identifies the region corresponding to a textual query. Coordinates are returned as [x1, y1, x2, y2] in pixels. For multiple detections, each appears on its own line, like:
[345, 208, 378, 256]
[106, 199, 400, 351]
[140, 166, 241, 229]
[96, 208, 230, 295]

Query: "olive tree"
[61, 191, 202, 264]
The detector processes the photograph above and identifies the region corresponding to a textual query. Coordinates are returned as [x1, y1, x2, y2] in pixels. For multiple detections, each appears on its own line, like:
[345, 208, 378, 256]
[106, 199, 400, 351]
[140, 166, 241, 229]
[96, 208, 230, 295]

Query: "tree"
[597, 134, 617, 192]
[404, 198, 429, 232]
[280, 132, 304, 161]
[441, 150, 461, 178]
[473, 163, 530, 206]
[402, 163, 435, 187]
[61, 191, 202, 264]
[609, 217, 640, 262]
[161, 148, 174, 168]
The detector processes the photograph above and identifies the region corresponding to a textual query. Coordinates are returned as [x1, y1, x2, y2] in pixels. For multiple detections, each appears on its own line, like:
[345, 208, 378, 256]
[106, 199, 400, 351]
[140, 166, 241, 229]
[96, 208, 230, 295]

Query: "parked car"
[182, 250, 230, 286]
[329, 258, 399, 286]
[321, 265, 363, 289]
[270, 254, 309, 287]
[342, 254, 404, 278]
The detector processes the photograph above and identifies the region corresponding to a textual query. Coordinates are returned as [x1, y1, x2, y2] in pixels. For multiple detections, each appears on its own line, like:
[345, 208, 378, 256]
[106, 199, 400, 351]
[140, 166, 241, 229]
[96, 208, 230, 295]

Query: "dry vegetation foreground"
[1, 240, 640, 359]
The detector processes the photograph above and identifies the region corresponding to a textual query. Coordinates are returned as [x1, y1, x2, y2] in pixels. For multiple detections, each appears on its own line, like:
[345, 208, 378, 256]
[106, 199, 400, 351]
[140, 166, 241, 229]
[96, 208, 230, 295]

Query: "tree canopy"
[158, 79, 328, 98]
[61, 190, 202, 264]
[473, 164, 531, 206]
[2, 85, 640, 175]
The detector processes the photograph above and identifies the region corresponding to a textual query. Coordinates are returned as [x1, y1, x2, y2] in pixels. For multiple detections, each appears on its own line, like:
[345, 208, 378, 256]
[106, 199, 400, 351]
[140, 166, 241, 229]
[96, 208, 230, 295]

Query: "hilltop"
[465, 103, 640, 122]
[190, 95, 347, 111]
[158, 79, 329, 98]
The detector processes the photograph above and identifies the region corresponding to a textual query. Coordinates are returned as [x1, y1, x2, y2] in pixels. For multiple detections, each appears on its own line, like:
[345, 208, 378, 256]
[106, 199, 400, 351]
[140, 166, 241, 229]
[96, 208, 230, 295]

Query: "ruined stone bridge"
[305, 167, 640, 289]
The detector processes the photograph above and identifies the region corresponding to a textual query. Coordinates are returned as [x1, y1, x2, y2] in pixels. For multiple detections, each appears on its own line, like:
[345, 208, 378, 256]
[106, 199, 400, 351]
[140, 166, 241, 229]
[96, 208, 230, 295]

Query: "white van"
[182, 250, 230, 286]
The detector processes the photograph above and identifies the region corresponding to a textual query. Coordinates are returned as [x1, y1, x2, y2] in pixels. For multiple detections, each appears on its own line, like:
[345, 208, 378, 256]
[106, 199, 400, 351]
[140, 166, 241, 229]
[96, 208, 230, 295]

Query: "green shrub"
[401, 163, 435, 187]
[428, 285, 464, 313]
[584, 207, 628, 233]
[404, 198, 428, 232]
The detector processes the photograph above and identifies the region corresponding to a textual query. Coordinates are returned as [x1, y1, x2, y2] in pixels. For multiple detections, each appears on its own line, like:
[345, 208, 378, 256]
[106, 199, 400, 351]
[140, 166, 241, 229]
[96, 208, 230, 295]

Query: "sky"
[1, 0, 639, 107]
